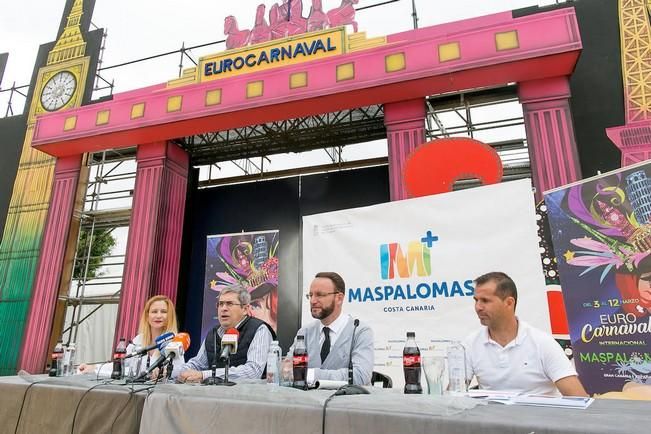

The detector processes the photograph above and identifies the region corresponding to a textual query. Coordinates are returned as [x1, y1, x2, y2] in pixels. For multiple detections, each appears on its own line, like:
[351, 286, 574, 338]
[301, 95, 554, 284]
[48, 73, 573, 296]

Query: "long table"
[0, 374, 147, 434]
[140, 382, 649, 434]
[1, 376, 648, 434]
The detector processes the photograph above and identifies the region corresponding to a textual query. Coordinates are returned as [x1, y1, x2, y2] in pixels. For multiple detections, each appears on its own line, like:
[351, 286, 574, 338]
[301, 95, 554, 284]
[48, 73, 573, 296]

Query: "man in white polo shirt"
[463, 272, 587, 396]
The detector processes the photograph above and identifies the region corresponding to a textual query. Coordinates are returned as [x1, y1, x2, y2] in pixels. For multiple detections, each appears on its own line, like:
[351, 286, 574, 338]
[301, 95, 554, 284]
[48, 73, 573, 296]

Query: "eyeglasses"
[217, 301, 244, 308]
[305, 292, 339, 300]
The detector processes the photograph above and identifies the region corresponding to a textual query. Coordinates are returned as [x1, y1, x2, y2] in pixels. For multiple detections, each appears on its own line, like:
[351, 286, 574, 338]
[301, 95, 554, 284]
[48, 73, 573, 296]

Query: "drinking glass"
[279, 356, 293, 387]
[422, 356, 446, 396]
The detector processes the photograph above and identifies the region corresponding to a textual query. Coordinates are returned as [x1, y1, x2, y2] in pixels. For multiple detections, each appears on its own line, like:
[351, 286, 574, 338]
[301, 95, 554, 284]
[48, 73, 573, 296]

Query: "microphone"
[160, 333, 190, 381]
[334, 318, 368, 396]
[136, 333, 190, 380]
[348, 319, 359, 385]
[125, 332, 175, 358]
[219, 328, 239, 361]
[162, 332, 191, 358]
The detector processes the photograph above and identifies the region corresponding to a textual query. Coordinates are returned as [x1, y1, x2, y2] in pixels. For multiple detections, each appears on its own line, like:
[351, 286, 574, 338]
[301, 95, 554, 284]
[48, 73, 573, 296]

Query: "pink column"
[385, 99, 426, 201]
[113, 141, 189, 345]
[519, 77, 582, 200]
[606, 123, 651, 167]
[18, 155, 82, 374]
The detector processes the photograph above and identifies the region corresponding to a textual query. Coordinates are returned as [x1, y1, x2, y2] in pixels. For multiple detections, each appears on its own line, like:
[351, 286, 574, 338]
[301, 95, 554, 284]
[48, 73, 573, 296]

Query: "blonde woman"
[79, 295, 181, 378]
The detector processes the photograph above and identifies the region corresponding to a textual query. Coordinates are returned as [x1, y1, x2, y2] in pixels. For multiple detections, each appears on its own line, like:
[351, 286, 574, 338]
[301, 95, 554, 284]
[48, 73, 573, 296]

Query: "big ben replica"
[0, 0, 101, 375]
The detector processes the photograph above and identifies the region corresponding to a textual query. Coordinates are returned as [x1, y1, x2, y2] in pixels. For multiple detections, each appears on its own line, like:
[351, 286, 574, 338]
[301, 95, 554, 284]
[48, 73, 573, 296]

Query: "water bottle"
[268, 340, 282, 385]
[292, 335, 308, 390]
[67, 343, 76, 376]
[58, 343, 68, 376]
[271, 341, 281, 367]
[48, 340, 64, 377]
[60, 343, 69, 376]
[133, 344, 144, 378]
[447, 341, 467, 394]
[403, 331, 422, 394]
[111, 337, 127, 380]
[266, 349, 280, 386]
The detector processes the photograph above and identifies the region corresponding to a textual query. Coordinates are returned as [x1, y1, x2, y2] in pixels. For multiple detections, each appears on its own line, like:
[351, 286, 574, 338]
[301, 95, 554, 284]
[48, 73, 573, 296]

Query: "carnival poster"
[202, 230, 279, 340]
[545, 162, 651, 394]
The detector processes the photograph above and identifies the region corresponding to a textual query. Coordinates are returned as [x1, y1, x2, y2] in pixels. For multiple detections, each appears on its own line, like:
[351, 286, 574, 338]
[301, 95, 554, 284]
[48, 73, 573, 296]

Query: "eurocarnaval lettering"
[580, 314, 651, 343]
[204, 37, 337, 76]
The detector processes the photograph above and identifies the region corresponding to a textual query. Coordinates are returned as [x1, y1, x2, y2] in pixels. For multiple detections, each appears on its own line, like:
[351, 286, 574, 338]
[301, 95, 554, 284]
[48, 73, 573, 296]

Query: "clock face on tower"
[40, 70, 77, 111]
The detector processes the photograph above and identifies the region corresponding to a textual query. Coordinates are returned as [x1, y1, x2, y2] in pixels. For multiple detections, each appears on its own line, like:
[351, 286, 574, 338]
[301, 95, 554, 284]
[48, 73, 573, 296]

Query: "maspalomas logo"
[348, 230, 475, 304]
[380, 230, 438, 279]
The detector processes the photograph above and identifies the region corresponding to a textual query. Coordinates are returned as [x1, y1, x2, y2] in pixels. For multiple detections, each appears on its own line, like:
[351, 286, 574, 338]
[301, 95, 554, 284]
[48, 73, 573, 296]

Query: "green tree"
[73, 229, 117, 279]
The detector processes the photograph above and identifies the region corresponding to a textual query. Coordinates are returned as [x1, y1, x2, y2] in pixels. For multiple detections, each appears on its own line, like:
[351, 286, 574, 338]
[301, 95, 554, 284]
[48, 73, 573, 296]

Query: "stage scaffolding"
[58, 149, 136, 362]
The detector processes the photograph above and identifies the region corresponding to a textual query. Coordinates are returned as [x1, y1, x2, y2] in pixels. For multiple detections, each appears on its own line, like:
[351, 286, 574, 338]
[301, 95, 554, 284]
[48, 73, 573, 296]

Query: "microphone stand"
[210, 327, 218, 383]
[221, 354, 236, 386]
[126, 354, 149, 384]
[203, 328, 221, 385]
[165, 357, 174, 382]
[202, 330, 236, 386]
[334, 319, 368, 396]
[202, 354, 236, 386]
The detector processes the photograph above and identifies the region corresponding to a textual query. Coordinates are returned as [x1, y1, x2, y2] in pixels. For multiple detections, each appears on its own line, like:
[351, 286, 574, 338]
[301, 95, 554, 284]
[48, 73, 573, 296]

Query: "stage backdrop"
[303, 179, 549, 387]
[202, 230, 279, 341]
[545, 161, 651, 394]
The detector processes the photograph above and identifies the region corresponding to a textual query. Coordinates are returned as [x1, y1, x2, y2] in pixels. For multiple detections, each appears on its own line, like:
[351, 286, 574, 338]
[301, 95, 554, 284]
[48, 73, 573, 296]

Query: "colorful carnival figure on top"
[327, 0, 359, 32]
[208, 233, 279, 331]
[553, 170, 651, 318]
[307, 0, 329, 32]
[224, 15, 251, 50]
[224, 0, 359, 49]
[250, 4, 272, 45]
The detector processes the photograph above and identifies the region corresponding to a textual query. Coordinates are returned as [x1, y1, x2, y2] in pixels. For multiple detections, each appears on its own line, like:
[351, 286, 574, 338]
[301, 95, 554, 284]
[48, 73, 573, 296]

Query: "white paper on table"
[466, 389, 522, 404]
[511, 395, 594, 409]
[315, 380, 348, 390]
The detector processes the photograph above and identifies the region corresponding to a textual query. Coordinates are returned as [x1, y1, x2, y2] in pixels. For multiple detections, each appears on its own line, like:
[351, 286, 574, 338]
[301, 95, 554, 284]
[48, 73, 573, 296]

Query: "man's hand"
[178, 369, 204, 383]
[78, 363, 91, 374]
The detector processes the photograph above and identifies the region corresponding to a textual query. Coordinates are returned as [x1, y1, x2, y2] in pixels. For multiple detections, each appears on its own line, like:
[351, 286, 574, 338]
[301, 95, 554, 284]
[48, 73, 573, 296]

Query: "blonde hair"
[138, 295, 178, 347]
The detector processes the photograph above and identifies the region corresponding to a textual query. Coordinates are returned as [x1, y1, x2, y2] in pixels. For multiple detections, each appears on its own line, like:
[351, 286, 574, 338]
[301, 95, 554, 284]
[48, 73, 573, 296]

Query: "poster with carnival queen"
[545, 161, 651, 394]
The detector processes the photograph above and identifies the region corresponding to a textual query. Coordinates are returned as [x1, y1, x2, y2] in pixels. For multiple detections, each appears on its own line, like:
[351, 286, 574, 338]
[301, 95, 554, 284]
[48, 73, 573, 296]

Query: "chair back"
[371, 371, 393, 388]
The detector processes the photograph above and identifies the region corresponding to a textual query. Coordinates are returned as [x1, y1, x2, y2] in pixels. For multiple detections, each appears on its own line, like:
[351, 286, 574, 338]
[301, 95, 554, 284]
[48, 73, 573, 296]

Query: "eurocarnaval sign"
[200, 27, 346, 81]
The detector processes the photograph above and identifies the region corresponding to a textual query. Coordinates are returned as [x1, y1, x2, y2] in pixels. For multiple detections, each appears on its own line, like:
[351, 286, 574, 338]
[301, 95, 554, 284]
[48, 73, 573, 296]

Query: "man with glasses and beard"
[290, 272, 374, 385]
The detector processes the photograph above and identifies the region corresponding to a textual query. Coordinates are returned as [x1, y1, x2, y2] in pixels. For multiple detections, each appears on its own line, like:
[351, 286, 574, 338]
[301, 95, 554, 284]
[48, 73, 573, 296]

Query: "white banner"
[302, 179, 549, 388]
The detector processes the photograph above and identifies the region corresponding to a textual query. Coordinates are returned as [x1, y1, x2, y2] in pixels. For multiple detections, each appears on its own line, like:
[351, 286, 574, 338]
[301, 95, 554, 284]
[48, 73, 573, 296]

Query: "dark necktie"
[320, 327, 331, 363]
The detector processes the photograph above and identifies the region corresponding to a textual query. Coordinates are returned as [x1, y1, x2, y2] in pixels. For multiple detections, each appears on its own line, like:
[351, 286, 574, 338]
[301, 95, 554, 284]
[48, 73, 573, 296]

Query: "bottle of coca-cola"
[111, 337, 127, 380]
[48, 340, 64, 377]
[403, 331, 422, 394]
[292, 335, 308, 390]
